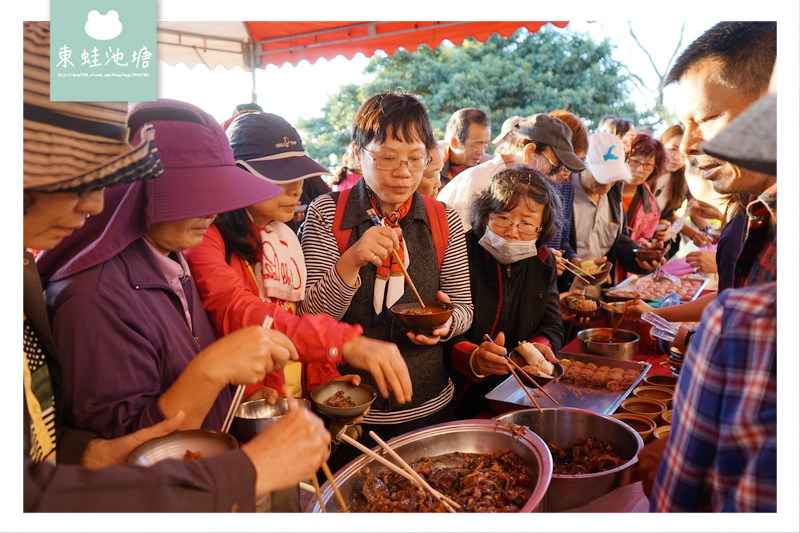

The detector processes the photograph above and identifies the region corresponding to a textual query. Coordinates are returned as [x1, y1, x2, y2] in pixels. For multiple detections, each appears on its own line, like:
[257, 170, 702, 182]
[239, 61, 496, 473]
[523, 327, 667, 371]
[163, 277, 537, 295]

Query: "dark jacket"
[24, 251, 256, 512]
[448, 231, 563, 417]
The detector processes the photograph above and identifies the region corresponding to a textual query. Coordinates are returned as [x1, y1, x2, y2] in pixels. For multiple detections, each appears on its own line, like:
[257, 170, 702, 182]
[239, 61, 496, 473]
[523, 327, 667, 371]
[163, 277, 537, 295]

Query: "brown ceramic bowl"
[563, 294, 601, 320]
[653, 425, 672, 440]
[632, 247, 667, 262]
[632, 386, 673, 408]
[619, 397, 667, 421]
[643, 374, 679, 390]
[390, 301, 454, 336]
[661, 409, 673, 425]
[611, 413, 657, 443]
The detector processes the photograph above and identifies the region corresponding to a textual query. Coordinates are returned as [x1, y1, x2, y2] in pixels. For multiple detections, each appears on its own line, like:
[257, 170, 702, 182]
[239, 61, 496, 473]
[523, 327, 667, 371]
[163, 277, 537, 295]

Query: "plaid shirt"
[650, 282, 776, 512]
[733, 184, 776, 288]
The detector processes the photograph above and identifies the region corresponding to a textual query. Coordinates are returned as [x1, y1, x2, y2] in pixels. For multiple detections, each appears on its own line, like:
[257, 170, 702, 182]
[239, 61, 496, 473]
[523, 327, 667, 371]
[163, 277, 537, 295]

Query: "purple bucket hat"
[128, 99, 282, 223]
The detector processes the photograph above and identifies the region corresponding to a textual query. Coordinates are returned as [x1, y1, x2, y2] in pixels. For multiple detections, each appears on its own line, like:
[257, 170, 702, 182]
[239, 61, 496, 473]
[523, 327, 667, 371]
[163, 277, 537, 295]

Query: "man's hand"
[81, 411, 186, 469]
[245, 386, 280, 404]
[472, 331, 510, 376]
[341, 337, 413, 404]
[633, 437, 668, 498]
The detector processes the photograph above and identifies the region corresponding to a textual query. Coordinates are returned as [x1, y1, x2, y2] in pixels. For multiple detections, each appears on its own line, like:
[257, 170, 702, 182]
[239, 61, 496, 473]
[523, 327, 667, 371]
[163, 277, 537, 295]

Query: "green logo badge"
[50, 0, 156, 101]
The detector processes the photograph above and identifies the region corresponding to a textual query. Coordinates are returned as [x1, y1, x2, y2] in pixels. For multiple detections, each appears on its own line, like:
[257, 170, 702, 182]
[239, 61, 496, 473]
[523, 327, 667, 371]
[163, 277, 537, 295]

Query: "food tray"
[485, 351, 651, 416]
[603, 273, 709, 303]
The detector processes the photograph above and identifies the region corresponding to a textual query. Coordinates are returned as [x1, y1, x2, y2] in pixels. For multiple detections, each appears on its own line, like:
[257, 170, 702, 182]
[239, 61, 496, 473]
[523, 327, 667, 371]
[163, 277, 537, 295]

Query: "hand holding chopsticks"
[555, 255, 592, 284]
[366, 209, 426, 308]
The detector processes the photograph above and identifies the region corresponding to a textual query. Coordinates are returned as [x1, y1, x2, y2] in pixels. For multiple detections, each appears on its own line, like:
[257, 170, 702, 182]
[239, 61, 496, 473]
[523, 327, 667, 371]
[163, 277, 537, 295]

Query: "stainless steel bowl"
[304, 419, 553, 513]
[231, 397, 311, 443]
[495, 407, 643, 512]
[577, 328, 639, 360]
[127, 429, 238, 466]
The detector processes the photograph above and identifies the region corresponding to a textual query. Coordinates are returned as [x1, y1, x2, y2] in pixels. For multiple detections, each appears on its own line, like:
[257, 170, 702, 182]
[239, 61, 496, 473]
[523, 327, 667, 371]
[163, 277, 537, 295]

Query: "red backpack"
[331, 188, 449, 271]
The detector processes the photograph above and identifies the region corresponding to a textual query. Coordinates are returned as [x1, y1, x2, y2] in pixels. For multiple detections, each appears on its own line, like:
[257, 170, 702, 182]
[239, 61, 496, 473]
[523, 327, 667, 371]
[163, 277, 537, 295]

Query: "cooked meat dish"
[326, 389, 357, 408]
[348, 450, 532, 512]
[548, 437, 625, 474]
[183, 449, 203, 461]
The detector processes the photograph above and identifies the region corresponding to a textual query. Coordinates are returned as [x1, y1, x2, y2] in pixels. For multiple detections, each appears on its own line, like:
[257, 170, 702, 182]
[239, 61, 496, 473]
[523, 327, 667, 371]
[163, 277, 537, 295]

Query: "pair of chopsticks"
[483, 335, 558, 414]
[282, 386, 349, 513]
[366, 209, 426, 308]
[555, 255, 592, 284]
[338, 431, 460, 512]
[220, 314, 276, 434]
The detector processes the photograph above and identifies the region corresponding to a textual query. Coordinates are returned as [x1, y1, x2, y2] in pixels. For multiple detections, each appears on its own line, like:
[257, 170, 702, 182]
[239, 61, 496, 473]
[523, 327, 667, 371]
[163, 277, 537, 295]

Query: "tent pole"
[248, 40, 258, 104]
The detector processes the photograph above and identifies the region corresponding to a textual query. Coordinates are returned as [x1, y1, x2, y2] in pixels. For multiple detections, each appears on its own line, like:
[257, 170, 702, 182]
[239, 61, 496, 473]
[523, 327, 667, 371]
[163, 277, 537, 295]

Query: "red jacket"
[185, 225, 362, 397]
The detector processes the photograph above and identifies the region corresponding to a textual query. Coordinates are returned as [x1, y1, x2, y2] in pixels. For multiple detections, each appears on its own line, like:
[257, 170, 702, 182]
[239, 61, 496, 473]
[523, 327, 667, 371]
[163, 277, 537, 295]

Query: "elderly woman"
[622, 133, 667, 245]
[300, 91, 473, 446]
[447, 165, 563, 417]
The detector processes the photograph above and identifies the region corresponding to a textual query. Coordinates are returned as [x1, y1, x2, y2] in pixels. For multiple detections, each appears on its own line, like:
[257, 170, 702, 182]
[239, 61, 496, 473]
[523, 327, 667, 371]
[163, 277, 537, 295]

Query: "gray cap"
[515, 114, 586, 172]
[701, 92, 776, 175]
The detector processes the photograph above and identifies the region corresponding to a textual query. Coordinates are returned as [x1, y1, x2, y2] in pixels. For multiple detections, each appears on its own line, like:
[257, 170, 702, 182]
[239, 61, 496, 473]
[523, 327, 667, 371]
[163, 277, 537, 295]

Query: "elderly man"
[438, 107, 492, 187]
[438, 113, 585, 231]
[648, 71, 777, 512]
[23, 21, 331, 512]
[630, 21, 777, 323]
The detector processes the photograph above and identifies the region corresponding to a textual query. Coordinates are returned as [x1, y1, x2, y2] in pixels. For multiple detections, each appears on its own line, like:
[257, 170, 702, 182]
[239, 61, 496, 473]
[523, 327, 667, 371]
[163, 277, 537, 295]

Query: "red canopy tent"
[158, 21, 570, 70]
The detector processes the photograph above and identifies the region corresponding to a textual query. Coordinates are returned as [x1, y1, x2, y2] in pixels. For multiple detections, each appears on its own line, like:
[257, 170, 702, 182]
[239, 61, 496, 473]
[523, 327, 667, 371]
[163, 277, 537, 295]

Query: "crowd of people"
[23, 20, 777, 514]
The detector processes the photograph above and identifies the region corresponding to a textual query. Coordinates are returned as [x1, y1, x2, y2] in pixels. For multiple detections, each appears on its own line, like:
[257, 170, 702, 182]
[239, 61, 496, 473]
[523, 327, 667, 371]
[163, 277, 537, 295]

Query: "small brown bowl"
[661, 409, 673, 425]
[653, 425, 672, 440]
[563, 294, 601, 320]
[310, 381, 377, 420]
[632, 247, 667, 262]
[619, 397, 667, 421]
[612, 413, 656, 442]
[390, 301, 454, 336]
[633, 386, 674, 408]
[643, 374, 679, 390]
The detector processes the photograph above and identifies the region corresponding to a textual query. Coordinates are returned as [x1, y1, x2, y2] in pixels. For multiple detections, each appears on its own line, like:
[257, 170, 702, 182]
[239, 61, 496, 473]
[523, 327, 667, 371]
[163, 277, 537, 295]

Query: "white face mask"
[478, 227, 538, 265]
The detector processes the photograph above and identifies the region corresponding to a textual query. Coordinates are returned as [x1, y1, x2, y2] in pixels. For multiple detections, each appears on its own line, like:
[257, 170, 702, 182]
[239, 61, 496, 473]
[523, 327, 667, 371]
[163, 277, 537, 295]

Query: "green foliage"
[297, 26, 644, 167]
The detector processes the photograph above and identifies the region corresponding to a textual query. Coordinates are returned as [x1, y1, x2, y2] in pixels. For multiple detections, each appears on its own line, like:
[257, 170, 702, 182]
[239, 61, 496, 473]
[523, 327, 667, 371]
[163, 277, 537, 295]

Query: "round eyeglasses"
[361, 148, 430, 172]
[627, 157, 655, 171]
[489, 213, 542, 236]
[541, 151, 565, 176]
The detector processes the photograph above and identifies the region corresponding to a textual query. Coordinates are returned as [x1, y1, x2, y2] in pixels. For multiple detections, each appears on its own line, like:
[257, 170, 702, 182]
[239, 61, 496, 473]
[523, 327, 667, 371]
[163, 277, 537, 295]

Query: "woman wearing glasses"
[622, 133, 667, 245]
[300, 91, 473, 456]
[447, 164, 563, 418]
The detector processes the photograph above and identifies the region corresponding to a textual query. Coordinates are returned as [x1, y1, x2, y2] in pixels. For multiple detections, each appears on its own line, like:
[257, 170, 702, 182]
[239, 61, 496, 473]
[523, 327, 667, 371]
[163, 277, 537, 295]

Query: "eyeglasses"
[627, 157, 655, 171]
[361, 148, 430, 172]
[490, 213, 542, 236]
[541, 152, 565, 176]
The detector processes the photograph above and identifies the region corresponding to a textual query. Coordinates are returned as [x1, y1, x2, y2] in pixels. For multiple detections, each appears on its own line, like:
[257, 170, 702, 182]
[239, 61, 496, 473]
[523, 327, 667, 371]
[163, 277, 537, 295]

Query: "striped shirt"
[650, 282, 776, 512]
[299, 192, 473, 425]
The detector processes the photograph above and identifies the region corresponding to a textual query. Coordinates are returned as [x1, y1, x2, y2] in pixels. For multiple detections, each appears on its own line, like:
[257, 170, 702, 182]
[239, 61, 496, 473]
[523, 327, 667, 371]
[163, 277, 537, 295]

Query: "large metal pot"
[304, 419, 553, 513]
[577, 327, 639, 360]
[495, 408, 643, 512]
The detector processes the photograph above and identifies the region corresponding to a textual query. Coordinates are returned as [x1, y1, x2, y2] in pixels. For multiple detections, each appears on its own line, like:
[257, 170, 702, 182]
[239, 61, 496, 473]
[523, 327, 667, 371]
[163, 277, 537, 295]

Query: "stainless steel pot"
[304, 419, 553, 513]
[577, 327, 639, 360]
[230, 397, 311, 443]
[495, 407, 643, 512]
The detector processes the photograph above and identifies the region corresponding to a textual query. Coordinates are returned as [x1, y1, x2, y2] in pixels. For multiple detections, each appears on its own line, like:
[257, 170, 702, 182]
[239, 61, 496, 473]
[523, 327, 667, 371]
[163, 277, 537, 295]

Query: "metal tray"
[603, 273, 709, 303]
[485, 351, 651, 416]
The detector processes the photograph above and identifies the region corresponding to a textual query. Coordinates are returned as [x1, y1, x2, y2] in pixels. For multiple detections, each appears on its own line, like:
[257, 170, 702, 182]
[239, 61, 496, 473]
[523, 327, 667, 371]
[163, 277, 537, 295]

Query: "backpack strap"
[331, 188, 352, 257]
[332, 188, 449, 271]
[421, 195, 449, 271]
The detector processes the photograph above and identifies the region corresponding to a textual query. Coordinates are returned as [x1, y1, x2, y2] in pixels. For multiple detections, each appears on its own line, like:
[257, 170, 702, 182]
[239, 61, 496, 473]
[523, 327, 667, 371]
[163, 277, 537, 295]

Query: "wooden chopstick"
[556, 257, 591, 284]
[597, 299, 622, 314]
[505, 356, 559, 405]
[504, 361, 543, 413]
[221, 315, 275, 433]
[283, 385, 348, 512]
[368, 431, 460, 512]
[338, 433, 419, 485]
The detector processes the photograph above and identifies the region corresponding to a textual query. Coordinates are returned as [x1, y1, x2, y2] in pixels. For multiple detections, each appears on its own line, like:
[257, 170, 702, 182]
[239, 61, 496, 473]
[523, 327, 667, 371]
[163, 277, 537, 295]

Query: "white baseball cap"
[584, 132, 631, 184]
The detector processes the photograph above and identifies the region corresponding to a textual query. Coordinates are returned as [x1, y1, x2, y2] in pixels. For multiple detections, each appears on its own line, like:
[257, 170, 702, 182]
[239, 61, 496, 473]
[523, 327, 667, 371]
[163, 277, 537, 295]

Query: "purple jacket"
[45, 238, 230, 439]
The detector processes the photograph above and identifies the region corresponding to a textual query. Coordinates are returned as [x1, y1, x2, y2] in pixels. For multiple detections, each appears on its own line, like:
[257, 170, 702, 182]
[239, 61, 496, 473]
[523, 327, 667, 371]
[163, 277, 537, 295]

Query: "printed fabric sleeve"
[438, 204, 473, 341]
[24, 448, 256, 512]
[185, 225, 360, 364]
[299, 194, 360, 320]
